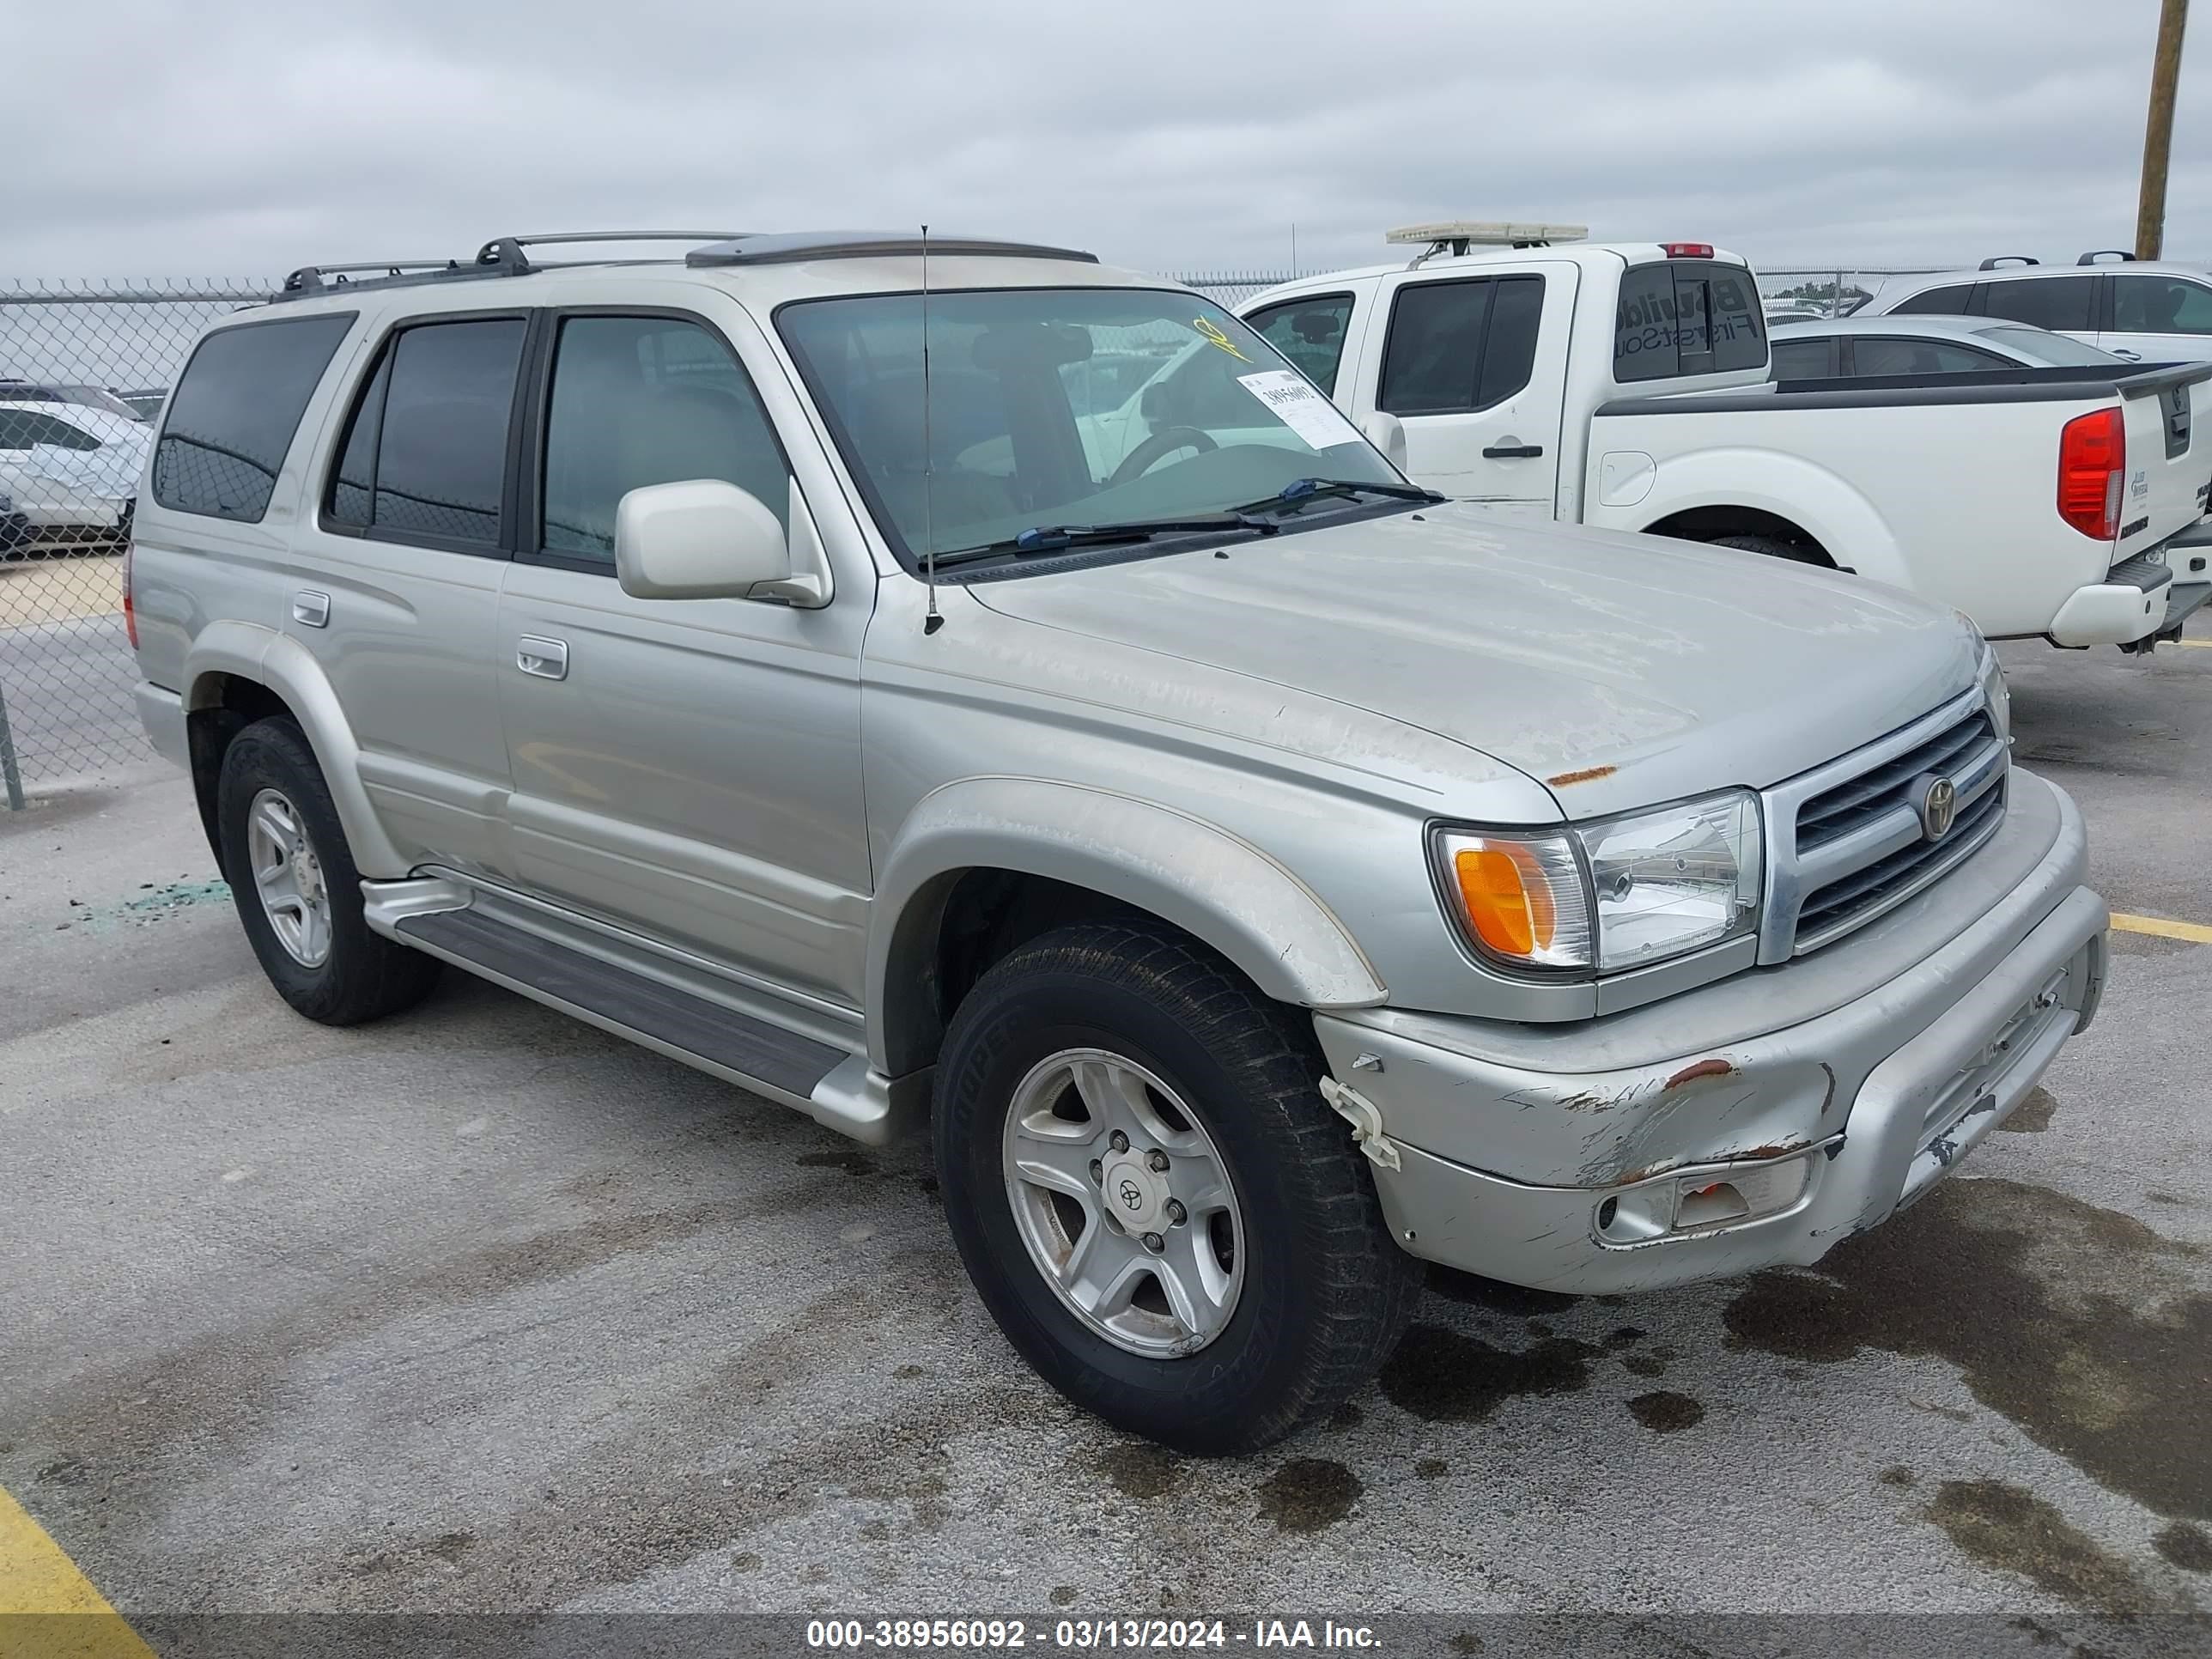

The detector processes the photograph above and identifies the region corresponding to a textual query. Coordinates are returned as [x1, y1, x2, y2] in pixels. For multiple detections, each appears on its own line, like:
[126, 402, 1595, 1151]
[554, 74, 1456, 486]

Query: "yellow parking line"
[0, 1483, 154, 1658]
[2112, 911, 2212, 945]
[2179, 638, 2212, 649]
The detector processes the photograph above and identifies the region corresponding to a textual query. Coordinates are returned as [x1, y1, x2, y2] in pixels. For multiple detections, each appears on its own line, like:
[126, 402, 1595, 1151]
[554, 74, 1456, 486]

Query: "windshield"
[1975, 326, 2124, 368]
[777, 288, 1402, 565]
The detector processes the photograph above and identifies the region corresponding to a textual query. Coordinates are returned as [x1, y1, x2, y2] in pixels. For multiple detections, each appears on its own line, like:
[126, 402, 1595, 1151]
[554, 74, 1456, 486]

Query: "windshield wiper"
[933, 514, 1279, 565]
[1235, 477, 1446, 516]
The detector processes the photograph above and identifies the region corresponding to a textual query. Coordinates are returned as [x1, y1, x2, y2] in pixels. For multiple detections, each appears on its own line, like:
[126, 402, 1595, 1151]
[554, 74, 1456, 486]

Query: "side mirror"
[1359, 411, 1408, 471]
[615, 480, 795, 602]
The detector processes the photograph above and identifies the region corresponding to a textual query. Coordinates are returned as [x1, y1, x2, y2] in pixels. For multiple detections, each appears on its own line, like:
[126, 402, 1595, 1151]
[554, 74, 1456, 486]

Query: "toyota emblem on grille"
[1919, 775, 1959, 842]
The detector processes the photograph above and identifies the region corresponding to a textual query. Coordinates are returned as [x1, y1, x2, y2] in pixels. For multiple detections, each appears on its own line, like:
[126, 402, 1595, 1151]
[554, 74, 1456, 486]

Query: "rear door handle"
[291, 591, 331, 628]
[1482, 443, 1546, 459]
[516, 635, 568, 680]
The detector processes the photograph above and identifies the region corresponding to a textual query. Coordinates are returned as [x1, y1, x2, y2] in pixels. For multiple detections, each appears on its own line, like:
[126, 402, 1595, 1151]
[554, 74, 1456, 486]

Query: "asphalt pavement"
[2, 632, 2209, 1650]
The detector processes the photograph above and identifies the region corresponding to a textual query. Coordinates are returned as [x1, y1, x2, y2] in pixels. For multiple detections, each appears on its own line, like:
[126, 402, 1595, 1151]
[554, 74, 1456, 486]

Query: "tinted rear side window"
[0, 409, 104, 450]
[1890, 283, 1978, 316]
[154, 313, 352, 522]
[2112, 275, 2212, 336]
[1770, 337, 1837, 379]
[1980, 276, 2095, 332]
[1614, 262, 1763, 382]
[1852, 337, 2014, 375]
[1378, 275, 1546, 414]
[327, 318, 525, 546]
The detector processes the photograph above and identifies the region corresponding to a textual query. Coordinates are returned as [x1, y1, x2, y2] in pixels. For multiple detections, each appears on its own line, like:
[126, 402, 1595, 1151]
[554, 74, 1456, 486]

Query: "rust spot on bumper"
[1547, 764, 1619, 787]
[1664, 1058, 1736, 1091]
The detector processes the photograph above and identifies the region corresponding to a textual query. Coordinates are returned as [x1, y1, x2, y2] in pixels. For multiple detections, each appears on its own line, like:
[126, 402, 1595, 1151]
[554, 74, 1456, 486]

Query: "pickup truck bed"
[1585, 361, 2212, 646]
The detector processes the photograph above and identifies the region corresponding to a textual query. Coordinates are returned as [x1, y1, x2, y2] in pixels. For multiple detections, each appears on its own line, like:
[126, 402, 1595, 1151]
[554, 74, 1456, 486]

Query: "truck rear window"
[1613, 261, 1765, 382]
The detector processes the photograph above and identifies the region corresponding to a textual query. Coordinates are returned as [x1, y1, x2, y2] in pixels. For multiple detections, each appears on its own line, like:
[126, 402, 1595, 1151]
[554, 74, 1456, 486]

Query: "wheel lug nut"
[1146, 1149, 1170, 1172]
[1089, 1159, 1103, 1185]
[1109, 1131, 1129, 1153]
[1164, 1200, 1187, 1226]
[1141, 1232, 1165, 1253]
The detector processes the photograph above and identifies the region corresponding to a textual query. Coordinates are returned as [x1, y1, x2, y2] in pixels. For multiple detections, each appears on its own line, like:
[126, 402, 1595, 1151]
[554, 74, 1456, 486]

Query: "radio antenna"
[921, 222, 943, 635]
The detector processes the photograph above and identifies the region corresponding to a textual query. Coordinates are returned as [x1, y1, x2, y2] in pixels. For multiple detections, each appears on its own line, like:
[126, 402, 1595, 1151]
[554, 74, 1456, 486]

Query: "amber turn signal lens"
[1453, 843, 1556, 958]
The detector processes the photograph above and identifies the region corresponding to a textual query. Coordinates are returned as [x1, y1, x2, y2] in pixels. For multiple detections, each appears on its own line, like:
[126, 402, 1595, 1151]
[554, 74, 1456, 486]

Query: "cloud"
[3, 0, 2205, 278]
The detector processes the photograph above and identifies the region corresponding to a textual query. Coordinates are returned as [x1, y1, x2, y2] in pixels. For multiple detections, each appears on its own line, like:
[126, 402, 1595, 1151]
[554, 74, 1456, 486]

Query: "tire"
[216, 716, 441, 1025]
[1709, 532, 1830, 567]
[933, 920, 1421, 1455]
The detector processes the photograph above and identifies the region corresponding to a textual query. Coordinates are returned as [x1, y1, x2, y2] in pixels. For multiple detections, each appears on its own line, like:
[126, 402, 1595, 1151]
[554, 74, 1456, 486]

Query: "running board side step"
[370, 886, 917, 1145]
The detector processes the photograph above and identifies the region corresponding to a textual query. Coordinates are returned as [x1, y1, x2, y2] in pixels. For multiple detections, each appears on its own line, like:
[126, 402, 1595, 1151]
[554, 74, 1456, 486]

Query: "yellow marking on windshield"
[1194, 318, 1250, 362]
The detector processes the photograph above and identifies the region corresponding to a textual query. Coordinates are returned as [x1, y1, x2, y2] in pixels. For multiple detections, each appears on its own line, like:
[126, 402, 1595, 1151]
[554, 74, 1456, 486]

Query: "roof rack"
[1978, 255, 2040, 270]
[2078, 249, 2136, 264]
[684, 230, 1098, 267]
[274, 230, 756, 302]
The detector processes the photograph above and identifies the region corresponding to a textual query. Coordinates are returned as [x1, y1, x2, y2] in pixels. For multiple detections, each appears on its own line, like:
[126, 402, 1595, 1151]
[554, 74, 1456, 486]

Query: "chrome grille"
[1765, 695, 2009, 959]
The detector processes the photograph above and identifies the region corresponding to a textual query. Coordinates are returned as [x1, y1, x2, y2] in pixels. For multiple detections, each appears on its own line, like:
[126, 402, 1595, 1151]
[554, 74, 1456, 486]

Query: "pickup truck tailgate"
[2113, 363, 2212, 561]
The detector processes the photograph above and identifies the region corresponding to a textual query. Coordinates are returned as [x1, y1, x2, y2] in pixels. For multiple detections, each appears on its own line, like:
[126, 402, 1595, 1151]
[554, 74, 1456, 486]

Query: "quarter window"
[1378, 276, 1546, 415]
[154, 314, 352, 522]
[0, 409, 103, 451]
[1246, 294, 1355, 395]
[1770, 337, 1837, 379]
[538, 314, 789, 564]
[2112, 276, 2212, 336]
[1889, 283, 1978, 316]
[325, 317, 525, 546]
[1979, 276, 2096, 332]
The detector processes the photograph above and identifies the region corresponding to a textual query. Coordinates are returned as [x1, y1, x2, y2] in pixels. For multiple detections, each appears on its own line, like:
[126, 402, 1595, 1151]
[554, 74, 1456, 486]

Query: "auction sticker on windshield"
[1237, 369, 1364, 451]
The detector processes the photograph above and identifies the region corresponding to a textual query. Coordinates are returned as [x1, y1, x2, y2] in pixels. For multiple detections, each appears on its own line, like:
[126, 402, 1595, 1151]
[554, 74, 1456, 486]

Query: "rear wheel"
[1709, 532, 1831, 567]
[933, 921, 1420, 1454]
[216, 717, 441, 1025]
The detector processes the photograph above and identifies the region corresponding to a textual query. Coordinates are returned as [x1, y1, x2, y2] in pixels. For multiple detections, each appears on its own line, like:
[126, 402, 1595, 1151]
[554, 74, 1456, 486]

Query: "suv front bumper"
[1315, 770, 2106, 1294]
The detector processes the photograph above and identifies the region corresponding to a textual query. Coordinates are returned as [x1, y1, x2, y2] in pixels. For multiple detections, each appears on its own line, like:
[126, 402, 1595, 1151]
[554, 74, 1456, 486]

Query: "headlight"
[1978, 645, 2010, 744]
[1434, 790, 1763, 976]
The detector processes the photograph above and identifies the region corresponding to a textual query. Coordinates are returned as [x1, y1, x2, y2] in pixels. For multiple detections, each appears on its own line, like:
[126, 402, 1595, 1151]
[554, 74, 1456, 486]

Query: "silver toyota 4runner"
[127, 230, 2107, 1453]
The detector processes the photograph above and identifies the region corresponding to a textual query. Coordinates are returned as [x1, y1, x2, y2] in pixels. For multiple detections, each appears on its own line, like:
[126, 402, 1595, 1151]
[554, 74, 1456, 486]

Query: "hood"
[965, 503, 1980, 819]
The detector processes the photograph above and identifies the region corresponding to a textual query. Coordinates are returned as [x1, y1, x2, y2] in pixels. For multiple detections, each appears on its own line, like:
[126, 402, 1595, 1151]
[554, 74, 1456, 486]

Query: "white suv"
[1859, 254, 2212, 363]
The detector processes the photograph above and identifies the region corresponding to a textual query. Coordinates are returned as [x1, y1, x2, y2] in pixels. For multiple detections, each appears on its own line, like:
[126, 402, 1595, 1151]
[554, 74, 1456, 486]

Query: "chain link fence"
[1, 280, 270, 804]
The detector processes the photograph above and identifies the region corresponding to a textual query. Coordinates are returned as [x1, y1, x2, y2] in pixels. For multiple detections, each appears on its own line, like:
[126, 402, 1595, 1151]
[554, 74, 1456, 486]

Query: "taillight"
[121, 540, 137, 649]
[1662, 242, 1716, 258]
[2057, 407, 2125, 540]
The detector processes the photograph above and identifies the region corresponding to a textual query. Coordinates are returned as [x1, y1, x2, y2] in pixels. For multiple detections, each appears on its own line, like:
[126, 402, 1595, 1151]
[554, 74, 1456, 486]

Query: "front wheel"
[933, 921, 1420, 1454]
[216, 716, 441, 1025]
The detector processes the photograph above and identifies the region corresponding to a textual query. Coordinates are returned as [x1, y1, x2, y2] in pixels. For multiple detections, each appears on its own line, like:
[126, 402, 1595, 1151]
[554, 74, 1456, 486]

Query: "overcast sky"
[4, 0, 2206, 280]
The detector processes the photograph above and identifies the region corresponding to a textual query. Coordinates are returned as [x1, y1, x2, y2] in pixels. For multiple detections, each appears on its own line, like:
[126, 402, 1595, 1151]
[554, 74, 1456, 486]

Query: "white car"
[1854, 255, 2212, 365]
[0, 400, 149, 549]
[1770, 315, 2129, 379]
[1243, 227, 2212, 653]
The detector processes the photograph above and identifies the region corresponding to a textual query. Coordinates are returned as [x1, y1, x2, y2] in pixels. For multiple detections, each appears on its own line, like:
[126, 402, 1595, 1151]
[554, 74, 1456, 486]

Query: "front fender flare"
[184, 624, 408, 878]
[869, 777, 1386, 1075]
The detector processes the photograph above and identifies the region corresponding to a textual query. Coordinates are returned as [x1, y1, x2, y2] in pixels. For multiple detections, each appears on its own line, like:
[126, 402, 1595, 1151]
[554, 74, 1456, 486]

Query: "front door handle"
[292, 591, 331, 628]
[516, 635, 569, 680]
[1482, 442, 1547, 459]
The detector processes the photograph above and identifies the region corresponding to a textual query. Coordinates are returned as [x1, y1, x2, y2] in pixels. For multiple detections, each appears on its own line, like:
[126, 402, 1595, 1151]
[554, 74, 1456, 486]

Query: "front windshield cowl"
[775, 285, 1412, 575]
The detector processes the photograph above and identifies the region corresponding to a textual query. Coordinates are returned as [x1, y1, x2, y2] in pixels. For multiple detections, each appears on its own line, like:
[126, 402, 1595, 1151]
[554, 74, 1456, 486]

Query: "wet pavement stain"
[1925, 1480, 2161, 1619]
[1626, 1391, 1705, 1432]
[1325, 1402, 1364, 1431]
[1378, 1323, 1598, 1422]
[2156, 1522, 2212, 1573]
[1723, 1177, 2211, 1520]
[1097, 1443, 1185, 1500]
[1620, 1344, 1677, 1379]
[1999, 1086, 2059, 1133]
[1414, 1457, 1449, 1479]
[1425, 1267, 1580, 1316]
[1881, 1466, 1918, 1489]
[1258, 1457, 1362, 1534]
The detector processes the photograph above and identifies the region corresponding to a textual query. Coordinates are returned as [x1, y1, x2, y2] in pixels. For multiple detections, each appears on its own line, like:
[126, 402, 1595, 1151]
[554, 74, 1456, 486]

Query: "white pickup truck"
[1231, 228, 2212, 650]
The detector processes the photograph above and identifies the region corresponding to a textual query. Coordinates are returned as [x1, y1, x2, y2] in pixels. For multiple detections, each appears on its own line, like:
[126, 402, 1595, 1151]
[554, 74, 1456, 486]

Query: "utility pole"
[2136, 0, 2191, 260]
